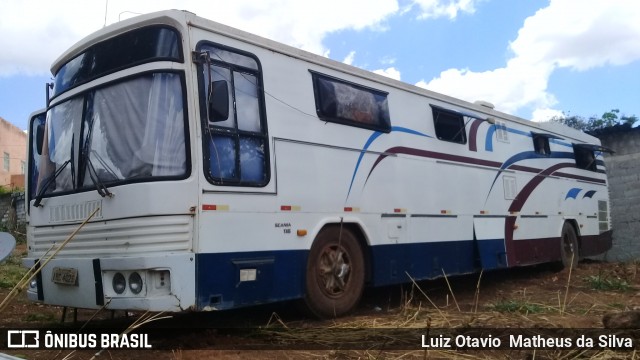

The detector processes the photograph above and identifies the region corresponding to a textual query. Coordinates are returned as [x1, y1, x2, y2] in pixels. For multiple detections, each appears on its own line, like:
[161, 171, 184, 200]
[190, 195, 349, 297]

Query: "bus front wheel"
[304, 226, 365, 318]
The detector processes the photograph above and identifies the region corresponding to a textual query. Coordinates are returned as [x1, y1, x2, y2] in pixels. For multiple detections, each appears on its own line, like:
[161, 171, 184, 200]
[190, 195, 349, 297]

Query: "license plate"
[51, 267, 78, 286]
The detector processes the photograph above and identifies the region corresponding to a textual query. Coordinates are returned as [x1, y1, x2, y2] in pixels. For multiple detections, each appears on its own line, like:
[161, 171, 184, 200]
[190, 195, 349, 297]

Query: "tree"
[550, 109, 638, 132]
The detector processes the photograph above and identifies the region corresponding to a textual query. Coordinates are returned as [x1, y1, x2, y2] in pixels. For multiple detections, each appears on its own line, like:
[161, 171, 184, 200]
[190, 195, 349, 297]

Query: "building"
[591, 124, 640, 262]
[0, 116, 27, 189]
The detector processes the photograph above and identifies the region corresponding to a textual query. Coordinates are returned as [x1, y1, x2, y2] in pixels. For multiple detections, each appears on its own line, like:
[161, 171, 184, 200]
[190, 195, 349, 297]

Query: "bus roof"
[50, 9, 597, 145]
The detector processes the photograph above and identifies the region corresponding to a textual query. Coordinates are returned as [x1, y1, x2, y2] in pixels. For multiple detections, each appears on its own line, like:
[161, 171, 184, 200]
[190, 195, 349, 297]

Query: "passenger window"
[198, 43, 269, 186]
[432, 106, 466, 144]
[573, 145, 597, 171]
[311, 71, 391, 133]
[532, 134, 550, 156]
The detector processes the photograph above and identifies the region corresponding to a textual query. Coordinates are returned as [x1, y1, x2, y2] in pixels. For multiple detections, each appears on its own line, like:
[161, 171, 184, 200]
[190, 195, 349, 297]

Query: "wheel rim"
[317, 244, 351, 298]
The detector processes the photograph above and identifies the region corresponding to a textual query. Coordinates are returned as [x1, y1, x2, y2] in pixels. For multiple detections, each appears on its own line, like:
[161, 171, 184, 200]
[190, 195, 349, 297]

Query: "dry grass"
[256, 264, 640, 360]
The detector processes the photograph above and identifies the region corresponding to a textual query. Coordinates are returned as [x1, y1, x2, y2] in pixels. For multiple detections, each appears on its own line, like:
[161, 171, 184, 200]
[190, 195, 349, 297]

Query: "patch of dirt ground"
[1, 244, 639, 359]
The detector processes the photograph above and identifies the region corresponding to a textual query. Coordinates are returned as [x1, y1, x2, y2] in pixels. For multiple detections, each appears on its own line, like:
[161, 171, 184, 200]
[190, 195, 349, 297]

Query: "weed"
[490, 300, 544, 314]
[0, 254, 27, 289]
[24, 312, 56, 322]
[584, 274, 630, 291]
[607, 303, 626, 310]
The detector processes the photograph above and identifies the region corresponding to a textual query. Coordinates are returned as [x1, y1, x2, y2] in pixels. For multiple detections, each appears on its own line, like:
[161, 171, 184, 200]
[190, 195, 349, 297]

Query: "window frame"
[31, 70, 191, 202]
[310, 71, 391, 133]
[573, 144, 598, 172]
[52, 25, 184, 99]
[532, 134, 551, 156]
[431, 105, 467, 144]
[196, 41, 270, 187]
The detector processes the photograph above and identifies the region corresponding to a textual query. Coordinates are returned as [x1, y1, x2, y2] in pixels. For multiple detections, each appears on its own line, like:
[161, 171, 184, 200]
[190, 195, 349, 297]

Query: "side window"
[495, 121, 509, 143]
[573, 144, 597, 171]
[311, 71, 391, 133]
[431, 106, 466, 144]
[2, 152, 9, 171]
[197, 43, 269, 186]
[28, 113, 46, 200]
[532, 134, 550, 156]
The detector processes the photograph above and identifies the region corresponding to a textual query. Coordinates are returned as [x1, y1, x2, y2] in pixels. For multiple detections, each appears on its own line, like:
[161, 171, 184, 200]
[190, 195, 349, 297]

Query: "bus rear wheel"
[304, 226, 365, 318]
[559, 223, 579, 270]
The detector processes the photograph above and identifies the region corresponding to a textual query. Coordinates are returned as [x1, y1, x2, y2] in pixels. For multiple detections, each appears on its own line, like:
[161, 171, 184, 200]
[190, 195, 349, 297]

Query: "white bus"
[25, 10, 612, 318]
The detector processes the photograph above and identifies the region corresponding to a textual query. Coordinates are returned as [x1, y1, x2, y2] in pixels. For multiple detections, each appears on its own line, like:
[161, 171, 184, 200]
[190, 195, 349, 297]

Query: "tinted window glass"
[311, 72, 391, 133]
[432, 106, 466, 144]
[53, 26, 182, 97]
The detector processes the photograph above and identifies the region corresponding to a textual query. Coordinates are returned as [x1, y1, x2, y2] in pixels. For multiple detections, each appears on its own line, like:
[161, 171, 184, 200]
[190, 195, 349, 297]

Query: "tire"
[559, 223, 579, 270]
[304, 226, 365, 318]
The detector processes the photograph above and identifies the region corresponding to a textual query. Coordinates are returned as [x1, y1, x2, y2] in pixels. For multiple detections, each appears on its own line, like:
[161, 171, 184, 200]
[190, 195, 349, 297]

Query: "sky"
[0, 0, 639, 131]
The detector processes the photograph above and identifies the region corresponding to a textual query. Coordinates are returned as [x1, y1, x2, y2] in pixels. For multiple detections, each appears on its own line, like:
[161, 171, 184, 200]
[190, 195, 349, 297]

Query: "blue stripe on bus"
[194, 238, 506, 310]
[368, 239, 506, 286]
[195, 250, 307, 311]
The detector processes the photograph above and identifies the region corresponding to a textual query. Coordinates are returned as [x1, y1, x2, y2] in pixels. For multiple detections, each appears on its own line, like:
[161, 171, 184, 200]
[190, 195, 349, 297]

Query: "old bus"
[25, 10, 611, 318]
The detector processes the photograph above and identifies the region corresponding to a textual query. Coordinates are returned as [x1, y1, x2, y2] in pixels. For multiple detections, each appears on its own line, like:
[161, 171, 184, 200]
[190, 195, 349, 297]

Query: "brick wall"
[594, 125, 640, 262]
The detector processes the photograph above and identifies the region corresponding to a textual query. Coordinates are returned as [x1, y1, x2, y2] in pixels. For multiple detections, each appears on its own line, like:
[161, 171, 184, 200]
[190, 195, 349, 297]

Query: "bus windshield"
[35, 72, 188, 199]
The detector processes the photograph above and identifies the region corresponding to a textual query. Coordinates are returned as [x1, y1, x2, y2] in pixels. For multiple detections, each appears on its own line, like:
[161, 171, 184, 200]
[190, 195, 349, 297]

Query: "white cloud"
[343, 51, 356, 65]
[408, 0, 477, 19]
[373, 67, 401, 80]
[416, 0, 640, 119]
[0, 0, 399, 77]
[511, 0, 640, 71]
[379, 56, 396, 65]
[531, 108, 565, 123]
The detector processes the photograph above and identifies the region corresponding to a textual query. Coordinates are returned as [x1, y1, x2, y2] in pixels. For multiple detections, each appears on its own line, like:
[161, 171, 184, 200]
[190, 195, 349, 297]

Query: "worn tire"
[559, 223, 579, 270]
[304, 226, 365, 319]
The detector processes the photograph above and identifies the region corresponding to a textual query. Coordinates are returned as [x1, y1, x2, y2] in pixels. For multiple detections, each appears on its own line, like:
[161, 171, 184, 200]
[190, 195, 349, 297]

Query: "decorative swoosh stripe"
[508, 163, 575, 213]
[468, 119, 484, 152]
[347, 127, 432, 198]
[565, 188, 582, 200]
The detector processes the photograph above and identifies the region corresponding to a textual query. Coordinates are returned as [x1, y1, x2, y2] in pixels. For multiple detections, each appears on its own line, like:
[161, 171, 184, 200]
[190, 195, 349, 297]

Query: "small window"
[431, 106, 466, 144]
[532, 134, 550, 156]
[21, 161, 26, 174]
[3, 152, 9, 171]
[573, 145, 597, 171]
[311, 71, 390, 132]
[495, 121, 509, 143]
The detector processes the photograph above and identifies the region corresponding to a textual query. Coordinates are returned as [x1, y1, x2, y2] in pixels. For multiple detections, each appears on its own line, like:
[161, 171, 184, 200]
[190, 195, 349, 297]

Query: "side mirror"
[36, 123, 45, 155]
[208, 80, 229, 122]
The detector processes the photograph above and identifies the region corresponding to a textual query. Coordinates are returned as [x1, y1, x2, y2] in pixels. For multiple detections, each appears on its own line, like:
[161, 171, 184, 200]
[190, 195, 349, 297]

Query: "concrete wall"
[0, 192, 25, 228]
[594, 125, 640, 262]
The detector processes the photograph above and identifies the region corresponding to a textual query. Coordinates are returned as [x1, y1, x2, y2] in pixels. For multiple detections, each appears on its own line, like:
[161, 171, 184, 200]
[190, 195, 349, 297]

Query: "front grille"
[30, 215, 193, 257]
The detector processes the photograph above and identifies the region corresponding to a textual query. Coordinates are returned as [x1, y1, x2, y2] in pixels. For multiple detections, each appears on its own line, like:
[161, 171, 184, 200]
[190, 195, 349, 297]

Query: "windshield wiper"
[34, 134, 76, 208]
[33, 159, 71, 207]
[81, 116, 112, 198]
[85, 155, 112, 197]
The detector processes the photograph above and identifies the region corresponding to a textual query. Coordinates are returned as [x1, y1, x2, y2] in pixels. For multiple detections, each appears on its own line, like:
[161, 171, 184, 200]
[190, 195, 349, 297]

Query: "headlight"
[129, 272, 143, 294]
[112, 272, 126, 294]
[30, 279, 38, 289]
